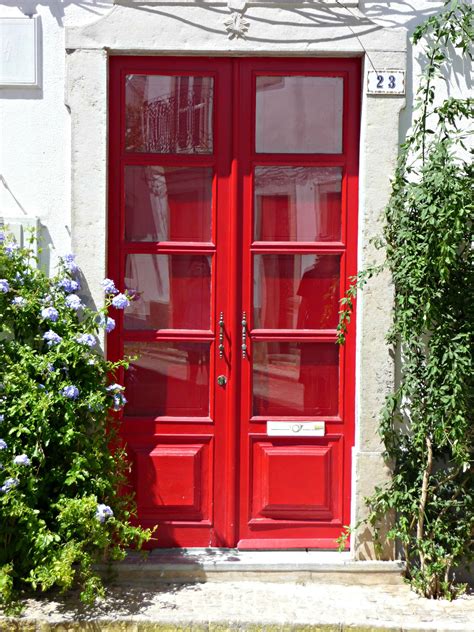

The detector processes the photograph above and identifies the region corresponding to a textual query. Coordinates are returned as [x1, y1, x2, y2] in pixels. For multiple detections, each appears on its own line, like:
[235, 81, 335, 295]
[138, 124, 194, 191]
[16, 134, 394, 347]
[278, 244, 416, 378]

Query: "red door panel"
[108, 56, 360, 549]
[133, 437, 212, 522]
[250, 437, 342, 522]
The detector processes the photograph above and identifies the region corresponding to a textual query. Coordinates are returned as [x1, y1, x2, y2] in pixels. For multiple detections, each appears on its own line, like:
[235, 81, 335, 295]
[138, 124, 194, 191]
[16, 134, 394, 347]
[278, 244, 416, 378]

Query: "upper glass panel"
[125, 166, 212, 242]
[255, 76, 343, 154]
[125, 75, 214, 153]
[254, 167, 342, 242]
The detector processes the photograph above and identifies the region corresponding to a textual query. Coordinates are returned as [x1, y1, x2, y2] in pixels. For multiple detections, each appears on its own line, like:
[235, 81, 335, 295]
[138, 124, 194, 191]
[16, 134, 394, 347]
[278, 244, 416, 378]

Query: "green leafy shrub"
[0, 233, 152, 610]
[338, 0, 473, 599]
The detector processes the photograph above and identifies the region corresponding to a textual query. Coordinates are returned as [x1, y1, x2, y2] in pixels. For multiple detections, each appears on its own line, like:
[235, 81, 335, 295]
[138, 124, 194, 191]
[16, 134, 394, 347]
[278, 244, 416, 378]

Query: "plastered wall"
[1, 0, 468, 269]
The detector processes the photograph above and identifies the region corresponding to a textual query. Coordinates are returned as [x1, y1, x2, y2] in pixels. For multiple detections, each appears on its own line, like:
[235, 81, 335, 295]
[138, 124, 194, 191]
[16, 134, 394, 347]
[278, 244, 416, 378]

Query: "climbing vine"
[338, 0, 473, 599]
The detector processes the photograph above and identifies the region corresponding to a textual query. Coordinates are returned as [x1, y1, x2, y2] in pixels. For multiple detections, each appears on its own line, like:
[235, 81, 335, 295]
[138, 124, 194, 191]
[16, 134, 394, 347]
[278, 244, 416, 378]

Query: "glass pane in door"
[253, 341, 339, 416]
[124, 254, 212, 330]
[124, 341, 210, 416]
[125, 166, 213, 242]
[254, 254, 340, 329]
[125, 75, 214, 153]
[255, 76, 343, 153]
[254, 167, 342, 242]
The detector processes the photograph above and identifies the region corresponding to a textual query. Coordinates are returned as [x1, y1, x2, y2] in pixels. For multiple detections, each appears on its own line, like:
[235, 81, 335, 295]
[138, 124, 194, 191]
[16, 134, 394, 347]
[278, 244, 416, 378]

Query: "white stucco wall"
[1, 1, 468, 273]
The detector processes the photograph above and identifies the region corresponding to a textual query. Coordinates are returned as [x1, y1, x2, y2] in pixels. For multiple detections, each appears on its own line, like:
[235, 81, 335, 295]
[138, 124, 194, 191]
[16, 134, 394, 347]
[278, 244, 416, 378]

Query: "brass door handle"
[241, 311, 247, 359]
[218, 311, 225, 359]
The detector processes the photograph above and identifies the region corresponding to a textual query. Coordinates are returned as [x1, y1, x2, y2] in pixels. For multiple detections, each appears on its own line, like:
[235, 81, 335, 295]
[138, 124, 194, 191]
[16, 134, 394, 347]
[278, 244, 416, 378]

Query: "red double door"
[108, 57, 360, 548]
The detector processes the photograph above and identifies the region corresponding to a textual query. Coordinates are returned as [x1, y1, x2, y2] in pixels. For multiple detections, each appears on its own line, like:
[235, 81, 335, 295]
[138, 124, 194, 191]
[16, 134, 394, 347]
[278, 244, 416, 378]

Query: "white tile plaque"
[367, 70, 405, 96]
[0, 17, 40, 87]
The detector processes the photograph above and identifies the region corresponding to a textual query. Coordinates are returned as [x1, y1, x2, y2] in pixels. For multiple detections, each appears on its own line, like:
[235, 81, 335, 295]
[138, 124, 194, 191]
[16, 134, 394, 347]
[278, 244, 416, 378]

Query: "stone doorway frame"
[65, 0, 407, 559]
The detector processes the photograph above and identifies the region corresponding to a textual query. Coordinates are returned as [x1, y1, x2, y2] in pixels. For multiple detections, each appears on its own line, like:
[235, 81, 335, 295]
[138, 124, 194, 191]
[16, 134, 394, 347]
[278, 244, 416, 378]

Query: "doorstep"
[102, 549, 405, 586]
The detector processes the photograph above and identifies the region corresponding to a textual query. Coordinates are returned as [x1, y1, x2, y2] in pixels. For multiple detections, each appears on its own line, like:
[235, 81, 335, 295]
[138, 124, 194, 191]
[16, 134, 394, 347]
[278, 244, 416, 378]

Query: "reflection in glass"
[124, 342, 210, 416]
[255, 76, 343, 154]
[126, 75, 213, 153]
[254, 167, 342, 242]
[125, 166, 212, 242]
[124, 254, 211, 330]
[254, 254, 340, 329]
[253, 342, 339, 416]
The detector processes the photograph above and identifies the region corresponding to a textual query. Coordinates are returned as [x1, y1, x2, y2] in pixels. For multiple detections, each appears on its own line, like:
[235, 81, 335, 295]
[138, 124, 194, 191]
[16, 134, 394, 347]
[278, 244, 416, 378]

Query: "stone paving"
[1, 580, 473, 631]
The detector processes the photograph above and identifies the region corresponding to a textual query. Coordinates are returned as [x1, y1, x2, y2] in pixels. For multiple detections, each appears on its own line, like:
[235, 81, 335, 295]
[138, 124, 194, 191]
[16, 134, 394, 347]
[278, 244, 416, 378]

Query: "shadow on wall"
[1, 0, 468, 151]
[361, 1, 471, 144]
[360, 0, 444, 31]
[0, 0, 111, 25]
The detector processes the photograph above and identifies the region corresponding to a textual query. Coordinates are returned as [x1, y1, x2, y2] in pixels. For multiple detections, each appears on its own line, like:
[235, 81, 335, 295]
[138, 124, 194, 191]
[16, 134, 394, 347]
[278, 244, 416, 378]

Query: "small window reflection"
[126, 75, 214, 154]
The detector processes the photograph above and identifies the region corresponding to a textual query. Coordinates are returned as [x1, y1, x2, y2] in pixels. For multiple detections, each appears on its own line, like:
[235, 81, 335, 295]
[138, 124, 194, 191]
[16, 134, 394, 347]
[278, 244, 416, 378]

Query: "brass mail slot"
[267, 421, 325, 437]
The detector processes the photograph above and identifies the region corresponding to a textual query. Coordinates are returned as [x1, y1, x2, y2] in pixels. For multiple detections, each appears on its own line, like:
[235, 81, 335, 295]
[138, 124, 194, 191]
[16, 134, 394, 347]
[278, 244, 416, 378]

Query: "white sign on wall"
[367, 70, 405, 96]
[0, 16, 40, 87]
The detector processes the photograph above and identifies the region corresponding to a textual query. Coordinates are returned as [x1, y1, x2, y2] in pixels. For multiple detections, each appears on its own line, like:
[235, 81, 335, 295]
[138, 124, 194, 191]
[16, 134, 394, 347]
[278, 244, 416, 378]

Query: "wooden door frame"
[107, 56, 360, 548]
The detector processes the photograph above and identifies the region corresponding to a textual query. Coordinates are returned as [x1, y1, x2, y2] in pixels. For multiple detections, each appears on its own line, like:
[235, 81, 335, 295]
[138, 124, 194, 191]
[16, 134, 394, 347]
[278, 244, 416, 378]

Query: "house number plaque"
[367, 70, 405, 95]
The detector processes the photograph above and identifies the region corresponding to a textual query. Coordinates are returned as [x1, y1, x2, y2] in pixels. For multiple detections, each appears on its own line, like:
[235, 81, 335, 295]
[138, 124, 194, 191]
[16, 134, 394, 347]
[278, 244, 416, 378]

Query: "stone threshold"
[102, 549, 405, 586]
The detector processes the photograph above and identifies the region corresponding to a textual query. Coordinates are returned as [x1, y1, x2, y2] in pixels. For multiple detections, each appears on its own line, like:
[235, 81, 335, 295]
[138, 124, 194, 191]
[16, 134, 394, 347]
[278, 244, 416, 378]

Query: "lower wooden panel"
[249, 435, 343, 527]
[130, 436, 213, 525]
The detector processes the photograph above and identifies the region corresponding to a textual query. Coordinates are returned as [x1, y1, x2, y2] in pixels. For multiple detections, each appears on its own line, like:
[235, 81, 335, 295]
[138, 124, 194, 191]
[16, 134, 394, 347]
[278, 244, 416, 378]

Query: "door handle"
[241, 311, 247, 359]
[218, 311, 225, 359]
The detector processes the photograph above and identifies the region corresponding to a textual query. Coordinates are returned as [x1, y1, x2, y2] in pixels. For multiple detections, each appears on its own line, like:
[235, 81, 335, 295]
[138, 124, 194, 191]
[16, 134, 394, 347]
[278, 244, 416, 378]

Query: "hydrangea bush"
[0, 232, 152, 610]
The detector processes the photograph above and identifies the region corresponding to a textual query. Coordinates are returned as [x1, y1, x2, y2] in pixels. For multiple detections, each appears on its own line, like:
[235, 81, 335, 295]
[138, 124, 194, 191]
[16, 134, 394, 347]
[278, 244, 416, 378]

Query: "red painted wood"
[237, 58, 360, 546]
[108, 56, 360, 549]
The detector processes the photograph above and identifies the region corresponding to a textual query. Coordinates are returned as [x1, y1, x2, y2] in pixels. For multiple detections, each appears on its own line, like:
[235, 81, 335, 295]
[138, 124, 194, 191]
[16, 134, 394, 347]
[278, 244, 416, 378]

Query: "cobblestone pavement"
[1, 581, 473, 631]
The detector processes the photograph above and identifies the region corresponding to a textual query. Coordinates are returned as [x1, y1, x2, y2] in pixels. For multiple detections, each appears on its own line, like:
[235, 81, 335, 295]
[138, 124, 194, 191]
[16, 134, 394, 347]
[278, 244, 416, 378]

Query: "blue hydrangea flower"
[0, 231, 4, 243]
[47, 363, 55, 373]
[58, 277, 80, 293]
[76, 333, 96, 347]
[101, 278, 118, 295]
[0, 279, 10, 293]
[0, 439, 7, 450]
[61, 385, 79, 399]
[1, 478, 19, 493]
[43, 330, 62, 346]
[12, 296, 27, 307]
[62, 254, 79, 274]
[95, 503, 114, 523]
[111, 293, 130, 309]
[113, 393, 127, 411]
[15, 272, 24, 282]
[65, 294, 82, 311]
[41, 306, 59, 322]
[4, 243, 18, 257]
[13, 454, 30, 466]
[106, 383, 124, 393]
[98, 315, 115, 333]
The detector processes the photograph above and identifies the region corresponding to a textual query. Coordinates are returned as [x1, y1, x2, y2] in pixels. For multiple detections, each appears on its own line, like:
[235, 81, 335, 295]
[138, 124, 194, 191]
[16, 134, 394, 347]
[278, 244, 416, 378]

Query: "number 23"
[376, 74, 396, 89]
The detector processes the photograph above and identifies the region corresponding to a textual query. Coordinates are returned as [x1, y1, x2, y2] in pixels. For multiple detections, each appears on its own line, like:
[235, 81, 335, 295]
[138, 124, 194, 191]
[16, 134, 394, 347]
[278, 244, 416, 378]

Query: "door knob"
[217, 375, 227, 387]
